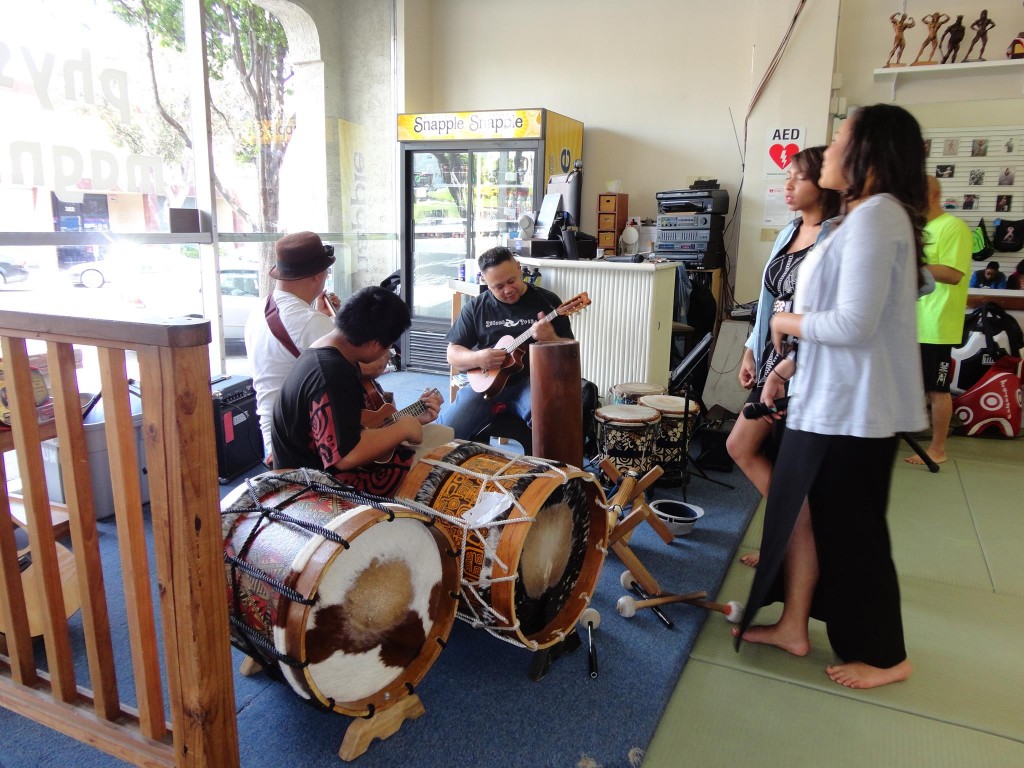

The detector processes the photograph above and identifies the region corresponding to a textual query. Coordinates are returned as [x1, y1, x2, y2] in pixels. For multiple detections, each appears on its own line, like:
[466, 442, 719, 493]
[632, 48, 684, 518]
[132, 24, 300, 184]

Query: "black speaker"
[211, 375, 263, 484]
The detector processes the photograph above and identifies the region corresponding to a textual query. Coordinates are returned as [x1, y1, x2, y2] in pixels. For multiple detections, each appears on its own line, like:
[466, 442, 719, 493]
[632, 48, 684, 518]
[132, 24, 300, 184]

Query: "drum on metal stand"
[221, 468, 460, 718]
[638, 394, 701, 479]
[397, 440, 608, 651]
[594, 404, 662, 477]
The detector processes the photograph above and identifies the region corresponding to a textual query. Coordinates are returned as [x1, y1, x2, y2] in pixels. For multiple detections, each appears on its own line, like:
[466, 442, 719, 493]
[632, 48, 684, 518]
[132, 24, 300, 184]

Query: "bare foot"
[826, 659, 911, 689]
[904, 452, 947, 466]
[740, 551, 760, 567]
[732, 623, 810, 656]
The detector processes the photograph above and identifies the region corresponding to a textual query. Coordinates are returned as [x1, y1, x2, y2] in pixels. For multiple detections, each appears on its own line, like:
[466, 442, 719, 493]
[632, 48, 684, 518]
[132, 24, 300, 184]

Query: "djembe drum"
[608, 381, 667, 405]
[221, 468, 460, 717]
[594, 404, 662, 476]
[638, 394, 701, 474]
[397, 440, 608, 650]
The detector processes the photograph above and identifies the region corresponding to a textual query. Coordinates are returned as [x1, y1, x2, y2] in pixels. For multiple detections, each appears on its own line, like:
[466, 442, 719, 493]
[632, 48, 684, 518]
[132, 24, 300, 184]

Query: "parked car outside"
[65, 260, 108, 288]
[218, 261, 260, 344]
[0, 258, 30, 285]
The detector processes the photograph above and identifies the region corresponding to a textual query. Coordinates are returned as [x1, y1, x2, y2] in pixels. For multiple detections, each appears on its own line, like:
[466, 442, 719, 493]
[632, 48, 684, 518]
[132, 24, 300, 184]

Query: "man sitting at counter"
[438, 246, 574, 440]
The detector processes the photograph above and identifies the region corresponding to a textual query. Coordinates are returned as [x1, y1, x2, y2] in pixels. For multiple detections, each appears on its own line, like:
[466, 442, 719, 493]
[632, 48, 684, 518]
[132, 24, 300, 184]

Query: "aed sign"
[765, 126, 805, 177]
[398, 110, 543, 141]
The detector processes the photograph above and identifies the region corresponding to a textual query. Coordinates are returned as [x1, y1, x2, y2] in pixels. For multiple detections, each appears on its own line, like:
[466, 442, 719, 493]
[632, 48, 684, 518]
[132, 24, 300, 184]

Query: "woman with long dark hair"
[736, 104, 928, 689]
[726, 147, 841, 654]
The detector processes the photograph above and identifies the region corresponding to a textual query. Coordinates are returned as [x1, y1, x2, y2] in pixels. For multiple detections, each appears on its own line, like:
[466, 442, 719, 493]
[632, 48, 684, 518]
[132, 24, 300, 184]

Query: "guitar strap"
[264, 294, 302, 358]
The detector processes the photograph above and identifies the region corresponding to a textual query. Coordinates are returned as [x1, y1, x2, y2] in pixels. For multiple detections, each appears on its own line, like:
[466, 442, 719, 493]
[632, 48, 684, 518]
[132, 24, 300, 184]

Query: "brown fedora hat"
[270, 231, 336, 280]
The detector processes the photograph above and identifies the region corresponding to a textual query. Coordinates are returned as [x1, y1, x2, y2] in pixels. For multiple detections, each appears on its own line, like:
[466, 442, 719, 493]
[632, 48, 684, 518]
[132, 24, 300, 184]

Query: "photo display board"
[922, 125, 1022, 227]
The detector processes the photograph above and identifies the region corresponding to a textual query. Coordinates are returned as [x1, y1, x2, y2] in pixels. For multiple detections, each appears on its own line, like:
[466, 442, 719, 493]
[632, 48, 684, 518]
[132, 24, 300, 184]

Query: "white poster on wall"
[765, 127, 805, 177]
[764, 183, 791, 226]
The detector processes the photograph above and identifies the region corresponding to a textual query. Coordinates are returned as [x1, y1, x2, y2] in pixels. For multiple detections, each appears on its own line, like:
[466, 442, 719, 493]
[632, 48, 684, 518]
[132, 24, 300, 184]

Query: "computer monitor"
[547, 168, 582, 227]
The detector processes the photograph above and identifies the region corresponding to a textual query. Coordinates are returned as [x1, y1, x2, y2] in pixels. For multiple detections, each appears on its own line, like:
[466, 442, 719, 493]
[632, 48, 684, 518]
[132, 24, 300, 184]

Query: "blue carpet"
[1, 372, 760, 767]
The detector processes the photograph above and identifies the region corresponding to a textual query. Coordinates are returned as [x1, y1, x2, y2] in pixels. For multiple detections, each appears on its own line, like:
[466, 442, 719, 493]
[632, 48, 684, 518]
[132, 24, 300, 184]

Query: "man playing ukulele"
[272, 286, 444, 496]
[440, 246, 574, 440]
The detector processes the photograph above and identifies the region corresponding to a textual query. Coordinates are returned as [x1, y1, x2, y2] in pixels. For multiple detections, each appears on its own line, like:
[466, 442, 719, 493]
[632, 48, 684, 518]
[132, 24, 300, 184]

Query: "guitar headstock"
[557, 292, 592, 317]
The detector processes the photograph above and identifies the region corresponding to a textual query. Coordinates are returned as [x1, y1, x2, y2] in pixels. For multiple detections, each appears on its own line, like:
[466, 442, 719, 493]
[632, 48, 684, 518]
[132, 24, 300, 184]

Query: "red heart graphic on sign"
[770, 143, 800, 169]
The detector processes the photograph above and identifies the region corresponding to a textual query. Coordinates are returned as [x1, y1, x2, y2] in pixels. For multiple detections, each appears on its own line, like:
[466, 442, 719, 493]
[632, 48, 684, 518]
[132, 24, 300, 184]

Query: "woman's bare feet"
[732, 623, 810, 656]
[740, 551, 760, 567]
[826, 659, 911, 689]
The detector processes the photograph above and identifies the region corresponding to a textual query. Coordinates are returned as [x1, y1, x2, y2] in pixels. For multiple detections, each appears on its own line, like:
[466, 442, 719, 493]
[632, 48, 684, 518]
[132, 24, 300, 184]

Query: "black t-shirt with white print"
[445, 285, 574, 381]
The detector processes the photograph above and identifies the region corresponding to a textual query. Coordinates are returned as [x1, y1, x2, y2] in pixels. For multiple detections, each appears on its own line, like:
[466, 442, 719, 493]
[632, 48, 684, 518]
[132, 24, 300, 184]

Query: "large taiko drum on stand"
[638, 394, 701, 473]
[594, 404, 662, 476]
[609, 382, 667, 405]
[221, 469, 460, 717]
[397, 440, 608, 650]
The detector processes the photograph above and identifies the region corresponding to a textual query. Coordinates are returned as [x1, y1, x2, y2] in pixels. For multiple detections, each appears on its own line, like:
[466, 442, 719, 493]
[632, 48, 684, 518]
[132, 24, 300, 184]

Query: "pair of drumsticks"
[616, 570, 743, 624]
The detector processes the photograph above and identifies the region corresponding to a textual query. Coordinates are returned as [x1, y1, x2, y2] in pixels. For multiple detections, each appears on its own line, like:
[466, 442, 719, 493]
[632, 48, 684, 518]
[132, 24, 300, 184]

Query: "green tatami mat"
[889, 459, 993, 591]
[739, 497, 764, 551]
[690, 564, 1024, 741]
[956, 457, 1024, 597]
[643, 661, 1024, 768]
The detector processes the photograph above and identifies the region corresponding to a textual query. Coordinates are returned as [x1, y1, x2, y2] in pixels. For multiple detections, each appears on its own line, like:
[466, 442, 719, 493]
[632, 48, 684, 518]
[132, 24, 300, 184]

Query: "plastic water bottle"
[458, 263, 466, 281]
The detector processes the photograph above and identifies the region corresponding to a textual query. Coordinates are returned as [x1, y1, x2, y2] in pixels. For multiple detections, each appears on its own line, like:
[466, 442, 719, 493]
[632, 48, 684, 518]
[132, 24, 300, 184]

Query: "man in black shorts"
[439, 246, 574, 440]
[910, 177, 971, 466]
[271, 286, 443, 496]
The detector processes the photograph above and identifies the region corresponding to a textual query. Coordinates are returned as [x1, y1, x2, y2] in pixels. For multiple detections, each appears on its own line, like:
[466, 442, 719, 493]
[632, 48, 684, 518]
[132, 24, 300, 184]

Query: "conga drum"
[609, 382, 667, 405]
[397, 440, 608, 650]
[221, 468, 460, 716]
[638, 394, 701, 472]
[594, 404, 661, 476]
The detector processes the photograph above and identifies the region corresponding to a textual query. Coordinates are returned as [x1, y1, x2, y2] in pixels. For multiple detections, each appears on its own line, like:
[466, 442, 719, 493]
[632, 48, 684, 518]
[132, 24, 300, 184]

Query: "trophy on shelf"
[911, 12, 950, 65]
[885, 12, 915, 67]
[940, 15, 967, 63]
[962, 9, 997, 62]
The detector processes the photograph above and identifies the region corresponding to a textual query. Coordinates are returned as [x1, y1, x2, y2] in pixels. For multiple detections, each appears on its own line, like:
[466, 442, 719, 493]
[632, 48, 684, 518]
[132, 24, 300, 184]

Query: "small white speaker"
[518, 213, 535, 239]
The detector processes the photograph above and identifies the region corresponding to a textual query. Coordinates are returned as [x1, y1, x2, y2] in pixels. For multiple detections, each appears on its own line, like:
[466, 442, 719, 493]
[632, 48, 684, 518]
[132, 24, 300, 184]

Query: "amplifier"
[653, 250, 725, 269]
[211, 375, 262, 484]
[656, 213, 725, 230]
[655, 239, 725, 253]
[656, 189, 730, 215]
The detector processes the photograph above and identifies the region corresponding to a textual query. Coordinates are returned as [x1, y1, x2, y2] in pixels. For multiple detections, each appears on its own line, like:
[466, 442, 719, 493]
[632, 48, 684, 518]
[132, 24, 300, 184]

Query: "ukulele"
[361, 388, 442, 462]
[465, 292, 591, 398]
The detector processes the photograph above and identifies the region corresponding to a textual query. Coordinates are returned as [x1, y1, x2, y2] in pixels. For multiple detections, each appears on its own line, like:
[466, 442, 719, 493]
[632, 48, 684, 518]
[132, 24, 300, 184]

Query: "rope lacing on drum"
[224, 553, 316, 605]
[228, 616, 308, 669]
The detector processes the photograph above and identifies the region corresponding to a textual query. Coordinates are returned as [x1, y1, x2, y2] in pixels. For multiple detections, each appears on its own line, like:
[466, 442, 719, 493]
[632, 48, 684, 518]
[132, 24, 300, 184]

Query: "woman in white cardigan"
[735, 104, 928, 689]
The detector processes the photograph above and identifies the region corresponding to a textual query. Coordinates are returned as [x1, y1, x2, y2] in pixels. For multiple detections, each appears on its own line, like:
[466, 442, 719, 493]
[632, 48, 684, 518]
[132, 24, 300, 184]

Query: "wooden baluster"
[97, 347, 165, 740]
[0, 336, 76, 701]
[47, 341, 120, 720]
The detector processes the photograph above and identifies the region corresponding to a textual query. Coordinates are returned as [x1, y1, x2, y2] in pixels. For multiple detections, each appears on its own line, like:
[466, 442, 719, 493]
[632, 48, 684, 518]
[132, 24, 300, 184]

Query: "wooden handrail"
[0, 307, 239, 768]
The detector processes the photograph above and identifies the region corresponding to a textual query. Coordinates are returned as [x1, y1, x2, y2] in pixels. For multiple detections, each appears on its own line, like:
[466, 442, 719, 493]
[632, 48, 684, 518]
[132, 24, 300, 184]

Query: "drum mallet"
[690, 598, 745, 624]
[620, 570, 674, 628]
[578, 608, 601, 679]
[617, 591, 709, 618]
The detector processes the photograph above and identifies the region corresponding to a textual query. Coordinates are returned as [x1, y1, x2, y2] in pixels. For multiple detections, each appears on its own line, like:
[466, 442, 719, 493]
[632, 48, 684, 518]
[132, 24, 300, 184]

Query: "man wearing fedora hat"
[245, 231, 342, 459]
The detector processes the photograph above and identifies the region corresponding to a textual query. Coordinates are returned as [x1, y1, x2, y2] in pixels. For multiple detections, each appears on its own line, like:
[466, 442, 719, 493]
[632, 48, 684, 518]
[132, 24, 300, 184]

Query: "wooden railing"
[0, 307, 239, 768]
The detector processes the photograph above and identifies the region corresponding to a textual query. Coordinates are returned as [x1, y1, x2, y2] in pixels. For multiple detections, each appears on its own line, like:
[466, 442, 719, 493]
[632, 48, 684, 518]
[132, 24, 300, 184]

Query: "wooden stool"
[601, 459, 674, 596]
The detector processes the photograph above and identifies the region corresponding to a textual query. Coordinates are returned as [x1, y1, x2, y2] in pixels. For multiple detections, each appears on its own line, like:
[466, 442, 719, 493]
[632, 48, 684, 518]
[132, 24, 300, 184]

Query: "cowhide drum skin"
[397, 441, 608, 651]
[221, 468, 459, 716]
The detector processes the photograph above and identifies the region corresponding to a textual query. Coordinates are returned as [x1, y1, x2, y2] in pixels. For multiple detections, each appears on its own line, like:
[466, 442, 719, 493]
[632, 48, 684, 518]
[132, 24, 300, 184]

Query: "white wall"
[396, 0, 1022, 301]
[406, 0, 839, 305]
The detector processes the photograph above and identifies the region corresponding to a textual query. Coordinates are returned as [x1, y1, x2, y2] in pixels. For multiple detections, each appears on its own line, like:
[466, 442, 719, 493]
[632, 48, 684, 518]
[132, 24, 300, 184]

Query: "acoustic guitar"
[466, 292, 591, 398]
[361, 388, 442, 462]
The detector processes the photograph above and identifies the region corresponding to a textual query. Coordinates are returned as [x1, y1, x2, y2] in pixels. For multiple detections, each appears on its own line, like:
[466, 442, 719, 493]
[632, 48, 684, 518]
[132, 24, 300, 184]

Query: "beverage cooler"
[398, 108, 583, 373]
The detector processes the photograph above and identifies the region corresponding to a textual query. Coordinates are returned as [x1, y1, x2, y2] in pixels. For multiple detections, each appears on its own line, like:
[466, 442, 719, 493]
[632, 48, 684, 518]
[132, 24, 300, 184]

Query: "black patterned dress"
[755, 241, 813, 386]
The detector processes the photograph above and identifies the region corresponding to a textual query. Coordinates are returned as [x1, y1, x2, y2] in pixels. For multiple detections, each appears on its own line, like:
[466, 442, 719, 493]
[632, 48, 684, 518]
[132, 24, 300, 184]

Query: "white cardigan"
[787, 194, 928, 438]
